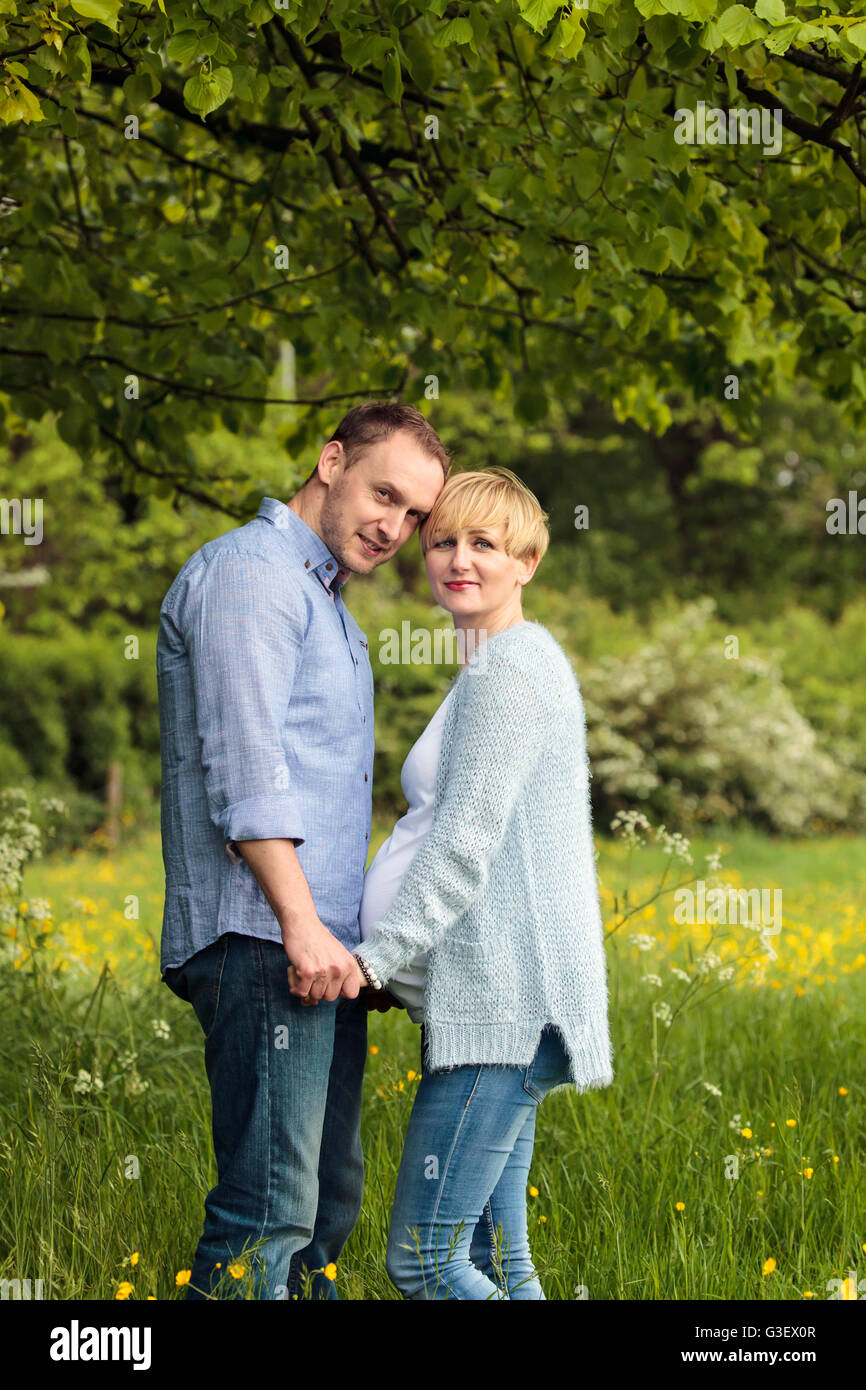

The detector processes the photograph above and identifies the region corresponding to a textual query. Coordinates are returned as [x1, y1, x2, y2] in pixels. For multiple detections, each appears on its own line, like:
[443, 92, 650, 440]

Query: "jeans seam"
[211, 934, 229, 1032]
[250, 938, 274, 1266]
[427, 1066, 484, 1248]
[483, 1201, 500, 1282]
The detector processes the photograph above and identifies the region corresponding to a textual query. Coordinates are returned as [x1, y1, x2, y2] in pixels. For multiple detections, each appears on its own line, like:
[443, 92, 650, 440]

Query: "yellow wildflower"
[785, 1119, 796, 1128]
[324, 1263, 337, 1281]
[741, 1127, 752, 1139]
[175, 1269, 191, 1287]
[369, 1045, 378, 1055]
[228, 1263, 246, 1280]
[528, 1186, 539, 1198]
[129, 1252, 139, 1268]
[762, 1258, 776, 1276]
[803, 1168, 813, 1179]
[115, 1282, 134, 1300]
[675, 1201, 685, 1211]
[838, 1087, 848, 1096]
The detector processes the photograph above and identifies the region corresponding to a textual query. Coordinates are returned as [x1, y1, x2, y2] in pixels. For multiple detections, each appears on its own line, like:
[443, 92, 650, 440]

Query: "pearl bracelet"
[355, 953, 383, 991]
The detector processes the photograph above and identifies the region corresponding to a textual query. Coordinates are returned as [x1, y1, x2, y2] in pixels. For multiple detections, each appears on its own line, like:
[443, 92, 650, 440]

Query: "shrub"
[579, 599, 866, 835]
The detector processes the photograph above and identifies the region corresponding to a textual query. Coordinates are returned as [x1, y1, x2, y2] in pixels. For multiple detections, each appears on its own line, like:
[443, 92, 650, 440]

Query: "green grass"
[2, 824, 864, 1300]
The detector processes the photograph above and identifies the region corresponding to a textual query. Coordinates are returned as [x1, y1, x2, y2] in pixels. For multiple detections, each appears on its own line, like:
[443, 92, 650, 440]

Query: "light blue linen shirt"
[157, 497, 374, 973]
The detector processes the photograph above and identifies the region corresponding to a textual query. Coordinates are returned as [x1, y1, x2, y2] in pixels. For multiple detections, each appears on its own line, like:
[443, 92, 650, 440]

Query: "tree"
[2, 0, 866, 514]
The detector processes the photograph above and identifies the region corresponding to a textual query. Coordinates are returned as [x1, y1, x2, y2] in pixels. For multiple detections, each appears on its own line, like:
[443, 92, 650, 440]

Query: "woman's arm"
[355, 644, 552, 985]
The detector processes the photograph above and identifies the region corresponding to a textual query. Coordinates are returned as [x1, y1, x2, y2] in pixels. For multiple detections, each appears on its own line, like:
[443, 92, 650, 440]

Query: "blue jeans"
[386, 1023, 573, 1300]
[163, 931, 367, 1300]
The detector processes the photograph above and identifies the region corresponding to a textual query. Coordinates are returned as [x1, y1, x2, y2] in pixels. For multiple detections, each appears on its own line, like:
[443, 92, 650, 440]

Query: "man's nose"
[374, 513, 406, 542]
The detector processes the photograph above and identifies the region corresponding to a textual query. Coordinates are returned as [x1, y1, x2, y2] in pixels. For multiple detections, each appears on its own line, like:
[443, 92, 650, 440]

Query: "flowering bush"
[580, 599, 866, 834]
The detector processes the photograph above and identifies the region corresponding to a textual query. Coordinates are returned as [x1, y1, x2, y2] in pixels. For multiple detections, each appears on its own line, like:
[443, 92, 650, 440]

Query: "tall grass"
[2, 825, 864, 1300]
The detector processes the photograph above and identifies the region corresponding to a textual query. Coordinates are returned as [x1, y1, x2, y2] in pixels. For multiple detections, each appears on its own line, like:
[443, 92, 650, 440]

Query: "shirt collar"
[256, 496, 347, 596]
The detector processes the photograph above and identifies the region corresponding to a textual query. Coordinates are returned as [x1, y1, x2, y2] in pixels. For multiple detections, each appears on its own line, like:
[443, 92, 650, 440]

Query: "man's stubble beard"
[319, 479, 366, 576]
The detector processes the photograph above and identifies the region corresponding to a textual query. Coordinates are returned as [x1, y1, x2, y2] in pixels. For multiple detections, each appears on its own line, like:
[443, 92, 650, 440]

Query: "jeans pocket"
[182, 934, 231, 1039]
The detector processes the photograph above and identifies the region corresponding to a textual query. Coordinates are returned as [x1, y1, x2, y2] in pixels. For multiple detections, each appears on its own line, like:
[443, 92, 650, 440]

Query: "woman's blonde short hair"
[419, 466, 549, 564]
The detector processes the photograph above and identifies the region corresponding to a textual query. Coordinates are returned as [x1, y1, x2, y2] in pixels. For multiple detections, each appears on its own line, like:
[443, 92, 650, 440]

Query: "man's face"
[319, 431, 446, 576]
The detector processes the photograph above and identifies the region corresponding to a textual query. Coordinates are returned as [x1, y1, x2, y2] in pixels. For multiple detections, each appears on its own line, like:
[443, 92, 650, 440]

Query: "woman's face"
[423, 521, 538, 622]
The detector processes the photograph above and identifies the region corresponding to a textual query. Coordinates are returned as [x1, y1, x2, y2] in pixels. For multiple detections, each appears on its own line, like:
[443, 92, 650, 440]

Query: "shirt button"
[355, 657, 358, 665]
[326, 563, 333, 570]
[364, 773, 368, 782]
[363, 715, 366, 723]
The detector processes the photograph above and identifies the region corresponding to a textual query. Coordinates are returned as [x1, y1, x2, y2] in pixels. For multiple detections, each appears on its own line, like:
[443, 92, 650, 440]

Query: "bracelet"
[355, 953, 383, 991]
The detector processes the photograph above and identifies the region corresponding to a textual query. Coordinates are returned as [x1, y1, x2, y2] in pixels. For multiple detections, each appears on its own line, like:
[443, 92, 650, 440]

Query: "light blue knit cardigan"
[354, 620, 614, 1094]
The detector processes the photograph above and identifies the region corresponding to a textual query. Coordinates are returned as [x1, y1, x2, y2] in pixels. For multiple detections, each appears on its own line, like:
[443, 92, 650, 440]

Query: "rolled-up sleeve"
[185, 550, 307, 846]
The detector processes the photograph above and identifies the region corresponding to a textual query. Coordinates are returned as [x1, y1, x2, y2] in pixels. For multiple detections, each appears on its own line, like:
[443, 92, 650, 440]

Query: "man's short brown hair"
[309, 401, 451, 482]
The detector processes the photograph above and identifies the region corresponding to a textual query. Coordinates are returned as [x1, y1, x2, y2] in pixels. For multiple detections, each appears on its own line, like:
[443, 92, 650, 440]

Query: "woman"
[351, 465, 614, 1300]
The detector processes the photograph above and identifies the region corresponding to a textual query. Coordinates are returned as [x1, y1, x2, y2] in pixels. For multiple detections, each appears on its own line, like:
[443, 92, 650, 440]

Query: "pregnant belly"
[360, 833, 428, 1018]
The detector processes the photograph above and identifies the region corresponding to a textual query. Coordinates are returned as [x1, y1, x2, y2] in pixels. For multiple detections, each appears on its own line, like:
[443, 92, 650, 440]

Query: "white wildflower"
[628, 933, 656, 952]
[73, 1069, 104, 1095]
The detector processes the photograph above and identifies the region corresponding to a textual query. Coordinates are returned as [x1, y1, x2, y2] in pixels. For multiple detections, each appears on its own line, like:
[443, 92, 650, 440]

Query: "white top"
[358, 687, 455, 1022]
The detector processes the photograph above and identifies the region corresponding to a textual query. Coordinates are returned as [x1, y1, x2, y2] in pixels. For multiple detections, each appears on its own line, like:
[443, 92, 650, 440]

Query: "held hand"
[340, 956, 368, 1000]
[284, 921, 364, 1005]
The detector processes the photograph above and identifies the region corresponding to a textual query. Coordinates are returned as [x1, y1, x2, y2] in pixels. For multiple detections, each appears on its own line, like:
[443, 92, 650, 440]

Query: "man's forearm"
[234, 838, 316, 934]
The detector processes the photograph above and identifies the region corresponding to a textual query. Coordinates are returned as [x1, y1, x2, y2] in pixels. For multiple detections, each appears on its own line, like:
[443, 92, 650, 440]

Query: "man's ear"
[316, 441, 346, 486]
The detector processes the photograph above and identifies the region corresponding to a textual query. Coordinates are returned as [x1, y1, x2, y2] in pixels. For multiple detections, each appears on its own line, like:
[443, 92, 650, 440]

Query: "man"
[158, 401, 449, 1299]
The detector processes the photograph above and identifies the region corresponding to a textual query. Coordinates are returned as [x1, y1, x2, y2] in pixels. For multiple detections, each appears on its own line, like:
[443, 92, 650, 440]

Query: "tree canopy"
[2, 0, 866, 512]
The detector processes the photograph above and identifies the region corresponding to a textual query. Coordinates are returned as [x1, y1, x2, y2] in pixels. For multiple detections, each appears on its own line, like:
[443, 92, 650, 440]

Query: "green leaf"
[761, 18, 799, 54]
[403, 36, 435, 90]
[68, 36, 91, 86]
[123, 71, 155, 110]
[68, 0, 121, 30]
[382, 53, 403, 103]
[183, 66, 233, 117]
[434, 18, 474, 47]
[716, 4, 767, 46]
[408, 221, 434, 256]
[58, 105, 78, 136]
[632, 234, 671, 274]
[846, 21, 866, 51]
[661, 225, 690, 268]
[341, 33, 392, 70]
[167, 31, 205, 66]
[754, 0, 786, 24]
[516, 0, 560, 33]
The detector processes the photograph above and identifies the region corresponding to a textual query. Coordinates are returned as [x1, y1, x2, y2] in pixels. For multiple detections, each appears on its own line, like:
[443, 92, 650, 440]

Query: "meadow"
[2, 821, 865, 1301]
